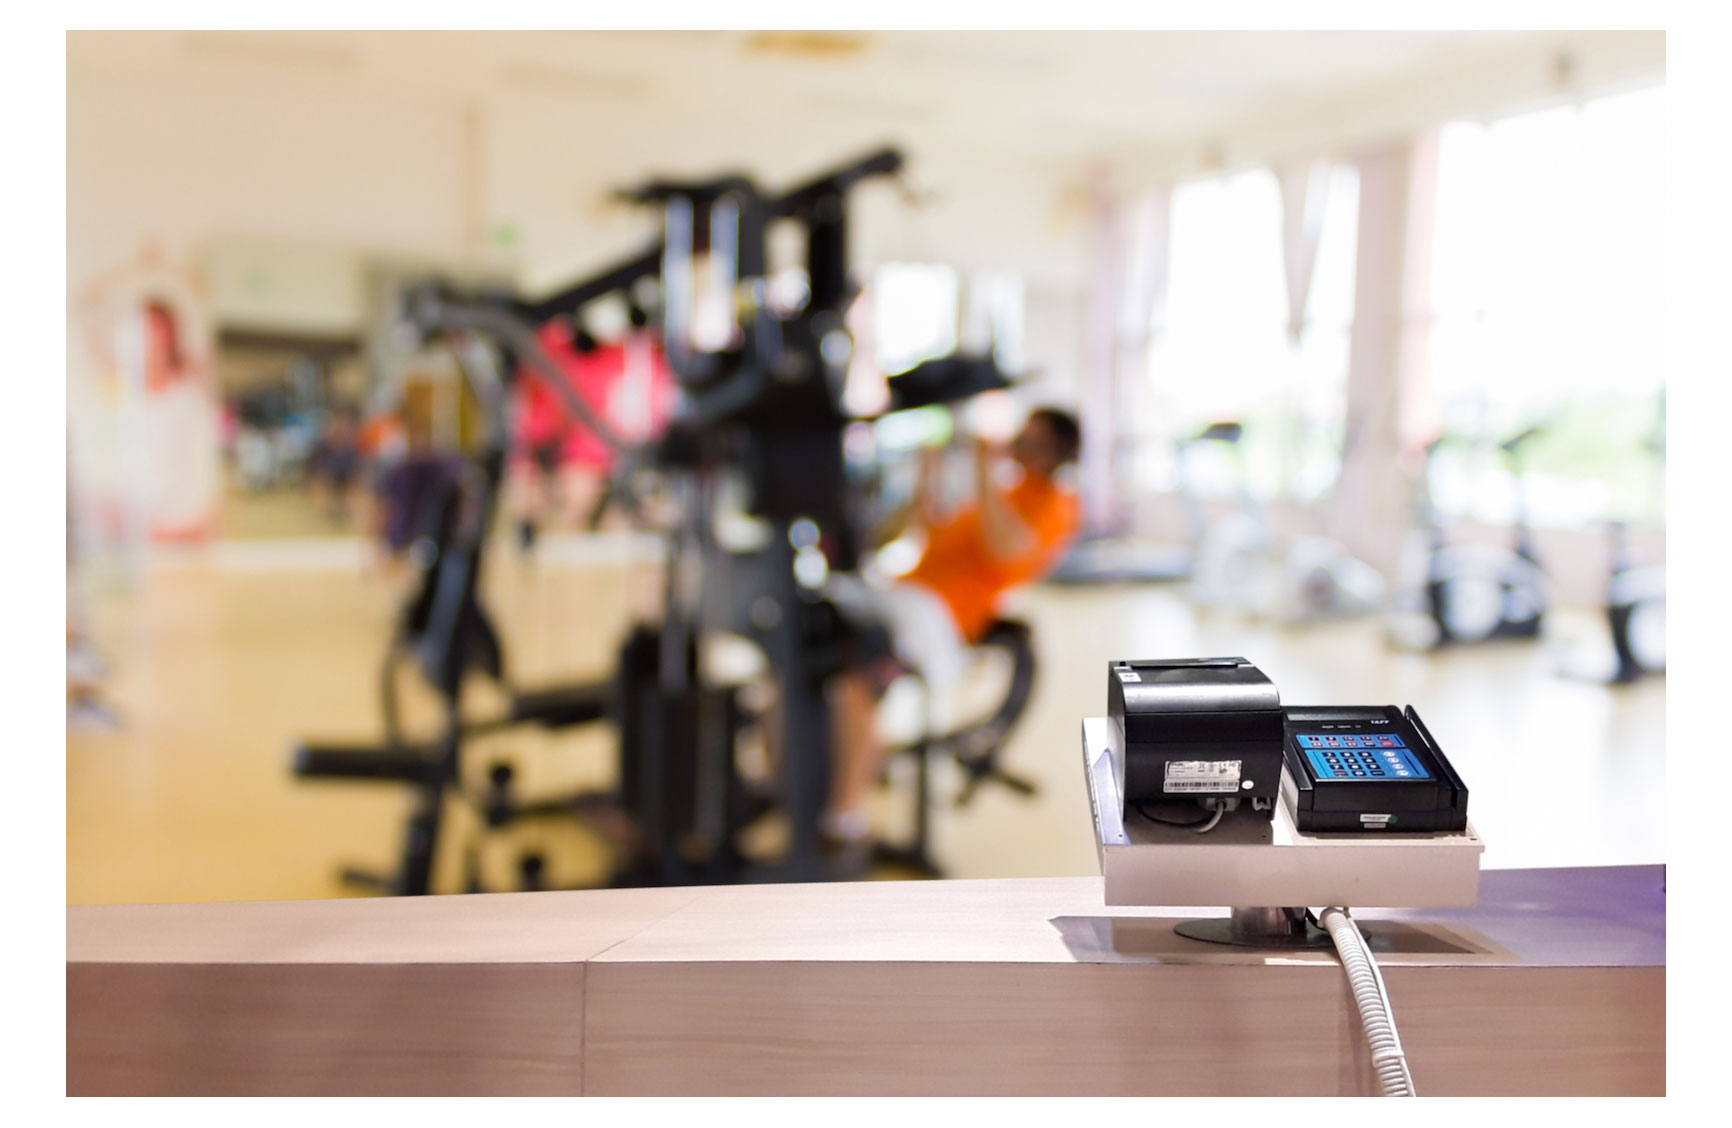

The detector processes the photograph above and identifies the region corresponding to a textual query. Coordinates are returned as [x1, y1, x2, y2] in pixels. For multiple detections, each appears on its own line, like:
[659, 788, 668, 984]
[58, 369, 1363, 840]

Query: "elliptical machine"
[1183, 422, 1271, 610]
[1184, 420, 1385, 623]
[1386, 426, 1548, 650]
[1600, 521, 1666, 682]
[1560, 400, 1665, 684]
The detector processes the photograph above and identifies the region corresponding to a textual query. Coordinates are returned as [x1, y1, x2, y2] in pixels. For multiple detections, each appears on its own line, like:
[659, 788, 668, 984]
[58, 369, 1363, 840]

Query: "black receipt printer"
[1107, 657, 1285, 817]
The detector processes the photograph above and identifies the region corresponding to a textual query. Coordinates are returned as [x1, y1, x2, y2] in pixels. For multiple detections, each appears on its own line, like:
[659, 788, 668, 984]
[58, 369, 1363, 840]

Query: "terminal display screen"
[1294, 732, 1430, 782]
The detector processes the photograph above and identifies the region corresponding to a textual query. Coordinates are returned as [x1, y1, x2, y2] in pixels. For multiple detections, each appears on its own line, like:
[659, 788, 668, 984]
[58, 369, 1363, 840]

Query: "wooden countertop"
[66, 865, 1665, 1096]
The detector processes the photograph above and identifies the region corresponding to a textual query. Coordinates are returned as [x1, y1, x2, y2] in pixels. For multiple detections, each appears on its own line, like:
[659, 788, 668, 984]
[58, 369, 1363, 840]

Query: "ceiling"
[66, 30, 1667, 291]
[67, 30, 1665, 173]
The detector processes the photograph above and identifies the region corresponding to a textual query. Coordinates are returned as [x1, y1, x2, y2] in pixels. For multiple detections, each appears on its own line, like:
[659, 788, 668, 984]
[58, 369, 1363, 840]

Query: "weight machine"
[293, 147, 1041, 892]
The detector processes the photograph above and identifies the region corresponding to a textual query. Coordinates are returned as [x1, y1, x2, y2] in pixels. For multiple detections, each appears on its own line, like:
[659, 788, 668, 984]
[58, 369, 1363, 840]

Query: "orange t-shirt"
[905, 475, 1080, 643]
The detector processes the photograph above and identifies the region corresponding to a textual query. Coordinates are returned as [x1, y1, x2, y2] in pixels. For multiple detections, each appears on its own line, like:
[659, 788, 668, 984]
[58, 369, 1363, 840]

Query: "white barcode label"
[1116, 668, 1141, 682]
[1164, 759, 1242, 794]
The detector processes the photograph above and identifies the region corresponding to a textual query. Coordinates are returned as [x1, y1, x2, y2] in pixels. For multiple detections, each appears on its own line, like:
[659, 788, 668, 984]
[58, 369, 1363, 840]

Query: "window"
[1137, 164, 1358, 504]
[872, 262, 960, 376]
[852, 263, 1026, 424]
[1423, 84, 1666, 527]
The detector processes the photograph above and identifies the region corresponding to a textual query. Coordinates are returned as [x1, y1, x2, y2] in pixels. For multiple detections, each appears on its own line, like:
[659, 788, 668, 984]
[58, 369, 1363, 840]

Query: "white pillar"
[1338, 135, 1439, 573]
[1115, 188, 1171, 524]
[1079, 178, 1126, 535]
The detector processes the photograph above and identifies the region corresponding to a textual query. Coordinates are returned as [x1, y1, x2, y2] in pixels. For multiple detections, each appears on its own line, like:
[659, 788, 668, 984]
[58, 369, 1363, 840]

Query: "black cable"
[1133, 800, 1213, 828]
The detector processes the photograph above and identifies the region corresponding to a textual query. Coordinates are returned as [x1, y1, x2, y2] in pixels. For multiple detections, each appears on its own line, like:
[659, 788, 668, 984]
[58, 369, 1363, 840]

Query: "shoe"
[818, 825, 876, 877]
[68, 698, 123, 731]
[67, 643, 109, 684]
[729, 783, 780, 832]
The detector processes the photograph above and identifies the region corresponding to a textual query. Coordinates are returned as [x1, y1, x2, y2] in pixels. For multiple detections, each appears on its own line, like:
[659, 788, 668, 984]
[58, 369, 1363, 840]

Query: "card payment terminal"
[1280, 705, 1469, 833]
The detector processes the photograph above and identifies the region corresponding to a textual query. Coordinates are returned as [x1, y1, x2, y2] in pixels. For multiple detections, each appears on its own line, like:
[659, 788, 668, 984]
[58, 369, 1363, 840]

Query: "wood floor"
[67, 531, 1666, 906]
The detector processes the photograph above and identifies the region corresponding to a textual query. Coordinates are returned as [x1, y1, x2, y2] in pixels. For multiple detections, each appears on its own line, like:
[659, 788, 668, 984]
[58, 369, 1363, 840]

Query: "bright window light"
[873, 262, 959, 375]
[1424, 83, 1666, 528]
[1138, 165, 1358, 503]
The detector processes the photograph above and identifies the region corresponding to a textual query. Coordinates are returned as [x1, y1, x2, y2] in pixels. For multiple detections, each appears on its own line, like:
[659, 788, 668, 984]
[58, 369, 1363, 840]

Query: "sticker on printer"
[1115, 667, 1141, 682]
[1164, 760, 1242, 793]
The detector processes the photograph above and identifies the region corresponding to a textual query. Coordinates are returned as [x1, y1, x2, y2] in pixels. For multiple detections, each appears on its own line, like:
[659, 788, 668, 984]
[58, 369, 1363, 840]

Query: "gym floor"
[67, 530, 1665, 906]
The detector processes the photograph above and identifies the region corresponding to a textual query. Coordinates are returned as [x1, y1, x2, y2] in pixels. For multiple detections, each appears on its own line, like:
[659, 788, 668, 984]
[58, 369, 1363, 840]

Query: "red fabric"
[513, 325, 677, 470]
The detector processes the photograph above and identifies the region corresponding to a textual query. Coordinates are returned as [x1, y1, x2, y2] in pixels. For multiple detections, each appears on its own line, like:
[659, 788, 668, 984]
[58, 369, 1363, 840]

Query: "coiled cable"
[1319, 906, 1416, 1097]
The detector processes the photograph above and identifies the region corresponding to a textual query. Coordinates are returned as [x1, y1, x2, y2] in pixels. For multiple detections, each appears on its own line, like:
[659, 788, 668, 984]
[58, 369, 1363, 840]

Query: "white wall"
[483, 91, 1093, 297]
[68, 71, 1094, 330]
[68, 73, 471, 296]
[201, 242, 367, 336]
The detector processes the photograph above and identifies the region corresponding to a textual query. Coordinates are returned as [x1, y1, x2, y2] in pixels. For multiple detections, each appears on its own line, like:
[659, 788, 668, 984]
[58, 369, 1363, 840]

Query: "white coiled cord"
[1318, 906, 1416, 1097]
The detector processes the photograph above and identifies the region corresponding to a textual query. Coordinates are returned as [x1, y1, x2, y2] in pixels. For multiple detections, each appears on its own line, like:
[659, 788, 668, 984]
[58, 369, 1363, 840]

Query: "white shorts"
[826, 574, 970, 693]
[878, 581, 970, 693]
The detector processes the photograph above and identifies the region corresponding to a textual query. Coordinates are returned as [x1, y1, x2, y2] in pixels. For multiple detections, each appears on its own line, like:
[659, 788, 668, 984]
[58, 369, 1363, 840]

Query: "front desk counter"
[67, 865, 1664, 1096]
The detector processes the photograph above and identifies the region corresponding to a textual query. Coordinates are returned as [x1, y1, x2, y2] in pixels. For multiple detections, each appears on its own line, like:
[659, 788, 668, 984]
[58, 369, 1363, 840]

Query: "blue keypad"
[1296, 732, 1429, 781]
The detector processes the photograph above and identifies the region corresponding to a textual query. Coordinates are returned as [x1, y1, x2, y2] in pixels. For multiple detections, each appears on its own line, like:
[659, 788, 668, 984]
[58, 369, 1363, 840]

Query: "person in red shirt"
[511, 322, 678, 546]
[824, 407, 1082, 848]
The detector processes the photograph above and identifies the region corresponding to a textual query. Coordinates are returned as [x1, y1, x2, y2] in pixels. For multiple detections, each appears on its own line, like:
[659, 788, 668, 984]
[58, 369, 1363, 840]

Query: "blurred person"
[368, 403, 462, 577]
[218, 396, 240, 469]
[73, 246, 217, 568]
[67, 458, 121, 731]
[139, 299, 221, 539]
[234, 424, 275, 492]
[822, 407, 1082, 852]
[273, 407, 317, 488]
[509, 323, 640, 549]
[304, 407, 363, 524]
[360, 402, 409, 467]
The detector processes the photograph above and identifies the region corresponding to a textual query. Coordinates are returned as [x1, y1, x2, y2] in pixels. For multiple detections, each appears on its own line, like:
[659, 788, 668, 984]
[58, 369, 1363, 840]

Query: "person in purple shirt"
[305, 407, 365, 525]
[369, 407, 462, 565]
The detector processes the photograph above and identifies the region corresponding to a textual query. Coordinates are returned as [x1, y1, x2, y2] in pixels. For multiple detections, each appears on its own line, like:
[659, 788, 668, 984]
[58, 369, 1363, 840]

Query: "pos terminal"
[1106, 658, 1471, 833]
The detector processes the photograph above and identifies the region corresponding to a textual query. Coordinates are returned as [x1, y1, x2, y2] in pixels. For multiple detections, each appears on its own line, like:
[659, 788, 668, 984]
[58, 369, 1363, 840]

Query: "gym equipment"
[292, 333, 617, 896]
[1598, 520, 1666, 682]
[1559, 401, 1665, 684]
[294, 147, 1040, 892]
[1184, 422, 1274, 610]
[1185, 421, 1386, 623]
[1045, 425, 1226, 586]
[1262, 420, 1388, 623]
[1386, 426, 1548, 651]
[870, 617, 1040, 877]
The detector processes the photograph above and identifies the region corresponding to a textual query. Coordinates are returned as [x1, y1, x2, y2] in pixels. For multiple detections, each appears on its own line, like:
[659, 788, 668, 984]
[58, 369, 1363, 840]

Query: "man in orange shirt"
[824, 407, 1082, 847]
